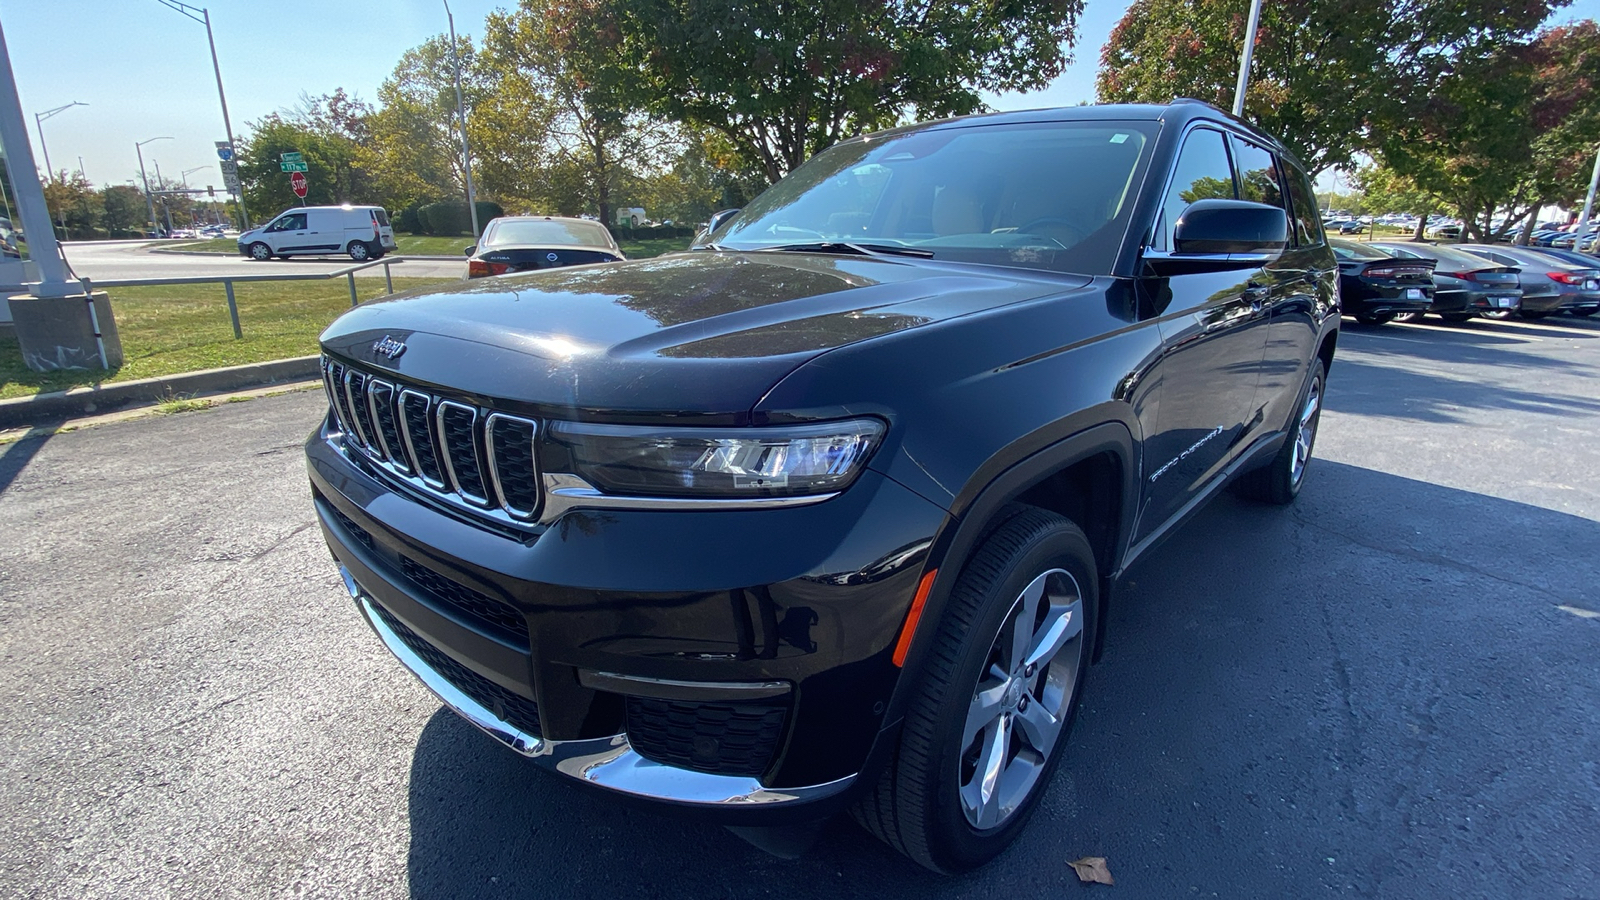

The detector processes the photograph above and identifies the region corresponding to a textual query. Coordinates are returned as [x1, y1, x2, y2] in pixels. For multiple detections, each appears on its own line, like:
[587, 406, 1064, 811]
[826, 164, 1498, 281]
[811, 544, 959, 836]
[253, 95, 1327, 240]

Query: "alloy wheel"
[1290, 376, 1322, 486]
[959, 567, 1084, 830]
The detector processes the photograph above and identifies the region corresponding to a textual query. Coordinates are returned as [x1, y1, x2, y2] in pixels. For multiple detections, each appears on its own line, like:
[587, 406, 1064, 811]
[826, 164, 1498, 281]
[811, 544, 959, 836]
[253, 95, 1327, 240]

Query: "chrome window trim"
[436, 400, 491, 507]
[484, 412, 541, 521]
[1142, 249, 1278, 265]
[538, 473, 836, 525]
[344, 572, 853, 805]
[341, 368, 373, 449]
[397, 389, 448, 490]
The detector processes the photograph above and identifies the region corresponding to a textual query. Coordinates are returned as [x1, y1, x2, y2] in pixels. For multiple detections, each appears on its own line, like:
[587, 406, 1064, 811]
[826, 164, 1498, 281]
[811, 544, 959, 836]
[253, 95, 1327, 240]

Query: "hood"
[320, 251, 1089, 421]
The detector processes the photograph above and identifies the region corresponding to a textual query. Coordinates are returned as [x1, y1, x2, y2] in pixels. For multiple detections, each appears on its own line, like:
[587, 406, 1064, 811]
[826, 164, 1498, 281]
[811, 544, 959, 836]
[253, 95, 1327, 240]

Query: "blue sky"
[7, 0, 1600, 193]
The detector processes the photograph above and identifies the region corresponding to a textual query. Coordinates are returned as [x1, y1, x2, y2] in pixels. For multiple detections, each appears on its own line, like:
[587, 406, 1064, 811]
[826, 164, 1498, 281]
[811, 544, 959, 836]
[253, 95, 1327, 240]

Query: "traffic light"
[207, 186, 215, 197]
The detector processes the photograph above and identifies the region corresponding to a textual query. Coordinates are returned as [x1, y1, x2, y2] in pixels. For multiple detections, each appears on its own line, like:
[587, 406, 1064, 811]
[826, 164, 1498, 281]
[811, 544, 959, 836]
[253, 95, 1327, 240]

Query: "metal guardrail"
[78, 256, 413, 339]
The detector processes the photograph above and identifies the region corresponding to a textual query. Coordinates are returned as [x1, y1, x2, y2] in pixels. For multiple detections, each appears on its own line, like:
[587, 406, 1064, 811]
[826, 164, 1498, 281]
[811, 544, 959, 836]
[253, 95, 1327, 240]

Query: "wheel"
[1392, 311, 1424, 323]
[1480, 309, 1513, 320]
[1440, 312, 1476, 323]
[1517, 309, 1551, 320]
[1235, 357, 1325, 505]
[852, 505, 1095, 873]
[248, 242, 272, 261]
[1354, 311, 1395, 325]
[1567, 307, 1598, 318]
[347, 241, 372, 261]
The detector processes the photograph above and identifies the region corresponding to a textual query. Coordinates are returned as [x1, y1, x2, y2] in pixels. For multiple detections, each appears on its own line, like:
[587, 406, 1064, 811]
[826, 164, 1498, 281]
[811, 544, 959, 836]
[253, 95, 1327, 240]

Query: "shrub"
[397, 200, 427, 235]
[415, 200, 507, 236]
[608, 223, 695, 241]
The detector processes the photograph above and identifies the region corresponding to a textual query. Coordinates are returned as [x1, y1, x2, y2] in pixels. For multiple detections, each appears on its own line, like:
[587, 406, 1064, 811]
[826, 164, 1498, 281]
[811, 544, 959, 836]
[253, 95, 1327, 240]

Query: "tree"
[1096, 0, 1561, 176]
[100, 184, 147, 238]
[363, 36, 489, 209]
[556, 0, 1086, 183]
[238, 91, 378, 215]
[42, 173, 100, 240]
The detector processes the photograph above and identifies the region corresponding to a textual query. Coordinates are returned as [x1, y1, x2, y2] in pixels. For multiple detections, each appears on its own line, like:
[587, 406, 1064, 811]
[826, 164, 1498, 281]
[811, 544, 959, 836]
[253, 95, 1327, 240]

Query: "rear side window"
[1155, 128, 1235, 251]
[1282, 164, 1325, 247]
[373, 209, 391, 226]
[1230, 137, 1285, 211]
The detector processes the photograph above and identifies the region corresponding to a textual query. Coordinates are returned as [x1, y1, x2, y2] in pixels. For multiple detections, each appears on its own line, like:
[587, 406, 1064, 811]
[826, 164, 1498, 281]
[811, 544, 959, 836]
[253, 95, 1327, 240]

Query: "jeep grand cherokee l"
[308, 101, 1339, 873]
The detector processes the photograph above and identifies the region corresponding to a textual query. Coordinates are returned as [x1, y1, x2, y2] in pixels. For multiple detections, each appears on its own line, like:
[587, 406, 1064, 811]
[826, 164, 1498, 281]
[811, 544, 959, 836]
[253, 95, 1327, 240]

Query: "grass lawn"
[0, 277, 450, 400]
[172, 234, 693, 258]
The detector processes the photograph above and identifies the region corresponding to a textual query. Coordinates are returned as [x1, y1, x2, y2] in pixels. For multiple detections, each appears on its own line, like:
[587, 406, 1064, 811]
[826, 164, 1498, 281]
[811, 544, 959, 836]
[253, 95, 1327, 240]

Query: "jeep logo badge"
[371, 335, 407, 360]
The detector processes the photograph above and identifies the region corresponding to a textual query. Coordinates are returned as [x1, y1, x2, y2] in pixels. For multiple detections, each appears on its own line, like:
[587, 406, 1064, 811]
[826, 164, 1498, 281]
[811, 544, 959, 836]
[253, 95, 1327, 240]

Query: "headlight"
[544, 418, 885, 499]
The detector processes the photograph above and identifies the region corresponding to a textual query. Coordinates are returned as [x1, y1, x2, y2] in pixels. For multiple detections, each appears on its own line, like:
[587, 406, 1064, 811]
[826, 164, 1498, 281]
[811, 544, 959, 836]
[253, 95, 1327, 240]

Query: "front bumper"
[308, 421, 947, 816]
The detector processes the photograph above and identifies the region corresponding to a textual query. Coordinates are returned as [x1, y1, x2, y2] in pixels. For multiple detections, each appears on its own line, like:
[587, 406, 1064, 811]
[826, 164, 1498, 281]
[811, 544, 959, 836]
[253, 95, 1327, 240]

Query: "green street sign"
[280, 151, 303, 163]
[280, 161, 309, 173]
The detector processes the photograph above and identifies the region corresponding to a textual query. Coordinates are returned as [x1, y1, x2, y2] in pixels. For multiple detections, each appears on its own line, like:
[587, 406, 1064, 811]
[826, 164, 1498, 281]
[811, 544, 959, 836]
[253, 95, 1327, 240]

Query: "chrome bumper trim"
[342, 566, 854, 806]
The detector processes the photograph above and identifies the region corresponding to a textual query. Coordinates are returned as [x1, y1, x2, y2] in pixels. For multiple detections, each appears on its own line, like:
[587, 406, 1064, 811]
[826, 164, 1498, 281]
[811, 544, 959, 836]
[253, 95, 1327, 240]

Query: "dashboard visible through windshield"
[708, 120, 1157, 275]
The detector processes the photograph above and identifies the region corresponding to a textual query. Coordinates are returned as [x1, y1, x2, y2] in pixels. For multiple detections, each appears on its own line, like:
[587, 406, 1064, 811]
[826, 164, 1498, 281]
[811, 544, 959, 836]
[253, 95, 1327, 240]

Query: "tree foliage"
[1097, 0, 1561, 176]
[557, 0, 1086, 182]
[238, 91, 378, 215]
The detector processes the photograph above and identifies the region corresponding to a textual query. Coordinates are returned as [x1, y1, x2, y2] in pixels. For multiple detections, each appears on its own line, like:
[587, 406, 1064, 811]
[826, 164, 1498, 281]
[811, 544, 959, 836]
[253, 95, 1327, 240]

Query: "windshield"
[1330, 240, 1391, 260]
[485, 219, 613, 249]
[709, 120, 1157, 275]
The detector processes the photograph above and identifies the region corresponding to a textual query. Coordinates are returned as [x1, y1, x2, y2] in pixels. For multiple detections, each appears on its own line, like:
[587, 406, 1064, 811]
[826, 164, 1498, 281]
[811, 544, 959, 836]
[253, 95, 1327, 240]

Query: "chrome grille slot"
[399, 389, 447, 488]
[327, 361, 357, 435]
[366, 379, 409, 472]
[322, 360, 346, 432]
[343, 369, 376, 450]
[486, 414, 540, 519]
[437, 401, 491, 506]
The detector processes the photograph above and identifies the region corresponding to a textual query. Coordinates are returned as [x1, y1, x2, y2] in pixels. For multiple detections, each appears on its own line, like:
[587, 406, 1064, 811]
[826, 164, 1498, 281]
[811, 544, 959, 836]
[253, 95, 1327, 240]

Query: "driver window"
[1155, 129, 1235, 251]
[271, 213, 306, 232]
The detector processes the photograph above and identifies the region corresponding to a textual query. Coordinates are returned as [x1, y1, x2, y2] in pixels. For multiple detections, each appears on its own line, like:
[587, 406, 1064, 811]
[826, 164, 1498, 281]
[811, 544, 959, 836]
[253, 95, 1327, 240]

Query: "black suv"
[308, 101, 1338, 872]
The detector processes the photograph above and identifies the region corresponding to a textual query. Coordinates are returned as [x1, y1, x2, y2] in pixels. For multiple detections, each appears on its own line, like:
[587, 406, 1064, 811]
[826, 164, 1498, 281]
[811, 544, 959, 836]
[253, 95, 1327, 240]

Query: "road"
[1, 314, 1597, 898]
[60, 240, 468, 282]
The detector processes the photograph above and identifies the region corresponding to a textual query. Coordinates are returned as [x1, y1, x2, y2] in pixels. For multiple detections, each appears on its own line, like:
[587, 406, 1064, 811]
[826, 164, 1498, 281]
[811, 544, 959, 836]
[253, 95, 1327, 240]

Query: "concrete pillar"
[6, 291, 121, 371]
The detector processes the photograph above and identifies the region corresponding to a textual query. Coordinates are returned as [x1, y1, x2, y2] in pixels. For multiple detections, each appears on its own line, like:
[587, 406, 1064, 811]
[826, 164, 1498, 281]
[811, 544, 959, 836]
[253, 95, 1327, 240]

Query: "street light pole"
[153, 159, 174, 235]
[158, 1, 249, 228]
[444, 0, 480, 239]
[182, 166, 210, 228]
[33, 101, 86, 181]
[1232, 0, 1264, 117]
[135, 136, 172, 236]
[1573, 145, 1600, 251]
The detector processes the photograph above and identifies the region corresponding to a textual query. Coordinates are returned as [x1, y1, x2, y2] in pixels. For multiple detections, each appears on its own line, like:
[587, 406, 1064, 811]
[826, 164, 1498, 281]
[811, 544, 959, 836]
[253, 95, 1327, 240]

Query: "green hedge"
[410, 200, 505, 236]
[610, 223, 695, 241]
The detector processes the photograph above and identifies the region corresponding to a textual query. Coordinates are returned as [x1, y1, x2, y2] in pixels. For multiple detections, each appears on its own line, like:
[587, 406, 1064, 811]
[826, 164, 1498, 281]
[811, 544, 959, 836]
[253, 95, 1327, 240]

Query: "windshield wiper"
[766, 241, 935, 258]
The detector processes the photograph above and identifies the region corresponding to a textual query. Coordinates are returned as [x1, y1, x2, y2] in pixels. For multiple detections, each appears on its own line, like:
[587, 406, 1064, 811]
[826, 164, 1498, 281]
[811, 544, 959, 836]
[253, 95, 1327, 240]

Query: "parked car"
[1329, 239, 1435, 324]
[1509, 246, 1600, 316]
[1456, 244, 1600, 318]
[615, 207, 647, 227]
[236, 205, 396, 261]
[464, 216, 624, 278]
[1369, 242, 1522, 321]
[1430, 223, 1463, 239]
[308, 100, 1338, 872]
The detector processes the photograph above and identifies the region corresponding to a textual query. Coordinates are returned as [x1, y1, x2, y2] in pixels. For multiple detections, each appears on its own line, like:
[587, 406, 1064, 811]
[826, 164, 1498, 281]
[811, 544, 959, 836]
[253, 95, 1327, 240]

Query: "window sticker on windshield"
[1110, 133, 1129, 144]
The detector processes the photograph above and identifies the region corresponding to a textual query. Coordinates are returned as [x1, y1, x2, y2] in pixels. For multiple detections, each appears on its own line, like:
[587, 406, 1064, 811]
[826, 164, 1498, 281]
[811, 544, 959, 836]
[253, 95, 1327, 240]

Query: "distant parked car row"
[1330, 238, 1600, 324]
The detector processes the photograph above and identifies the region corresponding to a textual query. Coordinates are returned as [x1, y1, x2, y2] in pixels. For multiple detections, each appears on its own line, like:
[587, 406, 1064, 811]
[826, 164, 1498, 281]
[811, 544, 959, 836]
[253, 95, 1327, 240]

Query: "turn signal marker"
[892, 569, 938, 667]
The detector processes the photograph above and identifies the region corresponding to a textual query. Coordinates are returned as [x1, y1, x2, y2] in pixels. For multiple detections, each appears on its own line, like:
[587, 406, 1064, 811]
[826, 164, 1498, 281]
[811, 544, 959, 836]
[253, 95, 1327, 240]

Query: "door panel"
[1258, 162, 1330, 432]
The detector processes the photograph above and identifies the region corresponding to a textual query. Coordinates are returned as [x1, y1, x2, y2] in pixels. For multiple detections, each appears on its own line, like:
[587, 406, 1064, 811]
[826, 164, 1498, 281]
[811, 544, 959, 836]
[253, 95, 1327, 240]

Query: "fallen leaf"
[1069, 856, 1114, 885]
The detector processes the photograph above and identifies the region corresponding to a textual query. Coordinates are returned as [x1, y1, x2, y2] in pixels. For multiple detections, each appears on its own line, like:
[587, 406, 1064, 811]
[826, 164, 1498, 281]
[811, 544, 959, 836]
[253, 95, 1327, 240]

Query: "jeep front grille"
[322, 356, 540, 525]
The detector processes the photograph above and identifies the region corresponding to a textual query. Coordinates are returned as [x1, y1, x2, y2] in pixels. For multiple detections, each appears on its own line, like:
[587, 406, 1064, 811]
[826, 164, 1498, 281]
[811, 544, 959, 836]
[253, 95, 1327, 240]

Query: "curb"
[0, 355, 321, 428]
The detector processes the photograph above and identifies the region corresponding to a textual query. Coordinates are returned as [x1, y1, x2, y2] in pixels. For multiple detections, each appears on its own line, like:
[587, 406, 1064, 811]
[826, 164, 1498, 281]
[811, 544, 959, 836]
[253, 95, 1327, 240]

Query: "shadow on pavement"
[0, 425, 56, 496]
[406, 461, 1600, 898]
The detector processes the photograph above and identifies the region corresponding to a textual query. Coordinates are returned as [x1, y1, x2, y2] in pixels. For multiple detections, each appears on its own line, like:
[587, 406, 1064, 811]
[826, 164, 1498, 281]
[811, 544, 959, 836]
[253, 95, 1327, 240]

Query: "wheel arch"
[885, 420, 1137, 725]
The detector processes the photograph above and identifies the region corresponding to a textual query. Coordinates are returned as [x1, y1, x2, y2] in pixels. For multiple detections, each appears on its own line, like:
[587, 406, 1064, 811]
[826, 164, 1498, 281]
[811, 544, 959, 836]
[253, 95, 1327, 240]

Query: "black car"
[1369, 242, 1522, 321]
[1328, 239, 1435, 324]
[464, 216, 625, 278]
[309, 101, 1338, 873]
[1456, 244, 1600, 318]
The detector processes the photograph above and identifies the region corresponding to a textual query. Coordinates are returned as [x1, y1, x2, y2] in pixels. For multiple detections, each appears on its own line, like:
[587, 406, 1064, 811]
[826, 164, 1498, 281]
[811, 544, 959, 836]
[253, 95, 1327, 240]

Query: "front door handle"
[1244, 283, 1270, 312]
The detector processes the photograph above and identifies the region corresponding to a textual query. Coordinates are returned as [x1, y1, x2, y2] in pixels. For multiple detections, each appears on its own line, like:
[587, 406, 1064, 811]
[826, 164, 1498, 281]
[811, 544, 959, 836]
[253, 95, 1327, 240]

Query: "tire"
[1567, 307, 1597, 318]
[852, 505, 1096, 873]
[1354, 311, 1395, 325]
[1517, 309, 1551, 320]
[347, 241, 372, 261]
[1234, 357, 1325, 505]
[1440, 312, 1476, 323]
[247, 242, 272, 261]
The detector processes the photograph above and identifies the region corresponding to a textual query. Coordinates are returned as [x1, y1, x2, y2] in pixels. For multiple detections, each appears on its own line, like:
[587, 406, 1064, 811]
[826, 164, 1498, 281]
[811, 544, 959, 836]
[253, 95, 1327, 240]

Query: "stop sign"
[290, 171, 308, 198]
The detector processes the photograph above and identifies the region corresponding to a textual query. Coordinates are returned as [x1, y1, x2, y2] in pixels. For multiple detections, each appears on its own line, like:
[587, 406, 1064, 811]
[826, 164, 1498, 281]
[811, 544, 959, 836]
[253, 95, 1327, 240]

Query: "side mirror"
[706, 208, 741, 234]
[1171, 199, 1288, 256]
[463, 245, 476, 256]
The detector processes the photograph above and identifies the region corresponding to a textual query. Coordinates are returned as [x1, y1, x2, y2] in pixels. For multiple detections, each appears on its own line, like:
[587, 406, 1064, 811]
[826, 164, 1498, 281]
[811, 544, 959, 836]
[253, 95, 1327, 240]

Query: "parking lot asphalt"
[1, 314, 1596, 898]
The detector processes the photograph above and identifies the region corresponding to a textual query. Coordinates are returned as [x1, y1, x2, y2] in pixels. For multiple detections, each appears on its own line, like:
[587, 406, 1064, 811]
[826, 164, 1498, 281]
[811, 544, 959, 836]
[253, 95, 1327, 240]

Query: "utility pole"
[159, 1, 249, 228]
[1574, 145, 1600, 253]
[1232, 0, 1264, 117]
[154, 159, 173, 235]
[444, 0, 480, 239]
[34, 101, 86, 182]
[135, 136, 172, 237]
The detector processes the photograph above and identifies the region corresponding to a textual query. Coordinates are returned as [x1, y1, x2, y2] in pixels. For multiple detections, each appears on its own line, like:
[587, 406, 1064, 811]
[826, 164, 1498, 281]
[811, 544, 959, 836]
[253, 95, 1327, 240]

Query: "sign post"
[215, 140, 243, 229]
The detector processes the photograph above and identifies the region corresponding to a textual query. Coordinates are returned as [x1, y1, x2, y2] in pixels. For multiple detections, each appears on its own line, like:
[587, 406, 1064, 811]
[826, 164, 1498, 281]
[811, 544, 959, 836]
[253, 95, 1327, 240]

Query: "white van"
[236, 205, 397, 261]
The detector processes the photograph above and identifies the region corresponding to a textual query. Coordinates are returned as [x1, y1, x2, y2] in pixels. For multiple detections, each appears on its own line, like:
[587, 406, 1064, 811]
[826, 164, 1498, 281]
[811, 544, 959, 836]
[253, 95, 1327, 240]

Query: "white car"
[236, 205, 397, 261]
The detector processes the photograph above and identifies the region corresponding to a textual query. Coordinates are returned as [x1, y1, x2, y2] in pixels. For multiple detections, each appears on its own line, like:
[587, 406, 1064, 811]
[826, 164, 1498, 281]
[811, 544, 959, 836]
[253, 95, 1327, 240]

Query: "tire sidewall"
[348, 241, 370, 261]
[922, 518, 1097, 870]
[249, 242, 271, 261]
